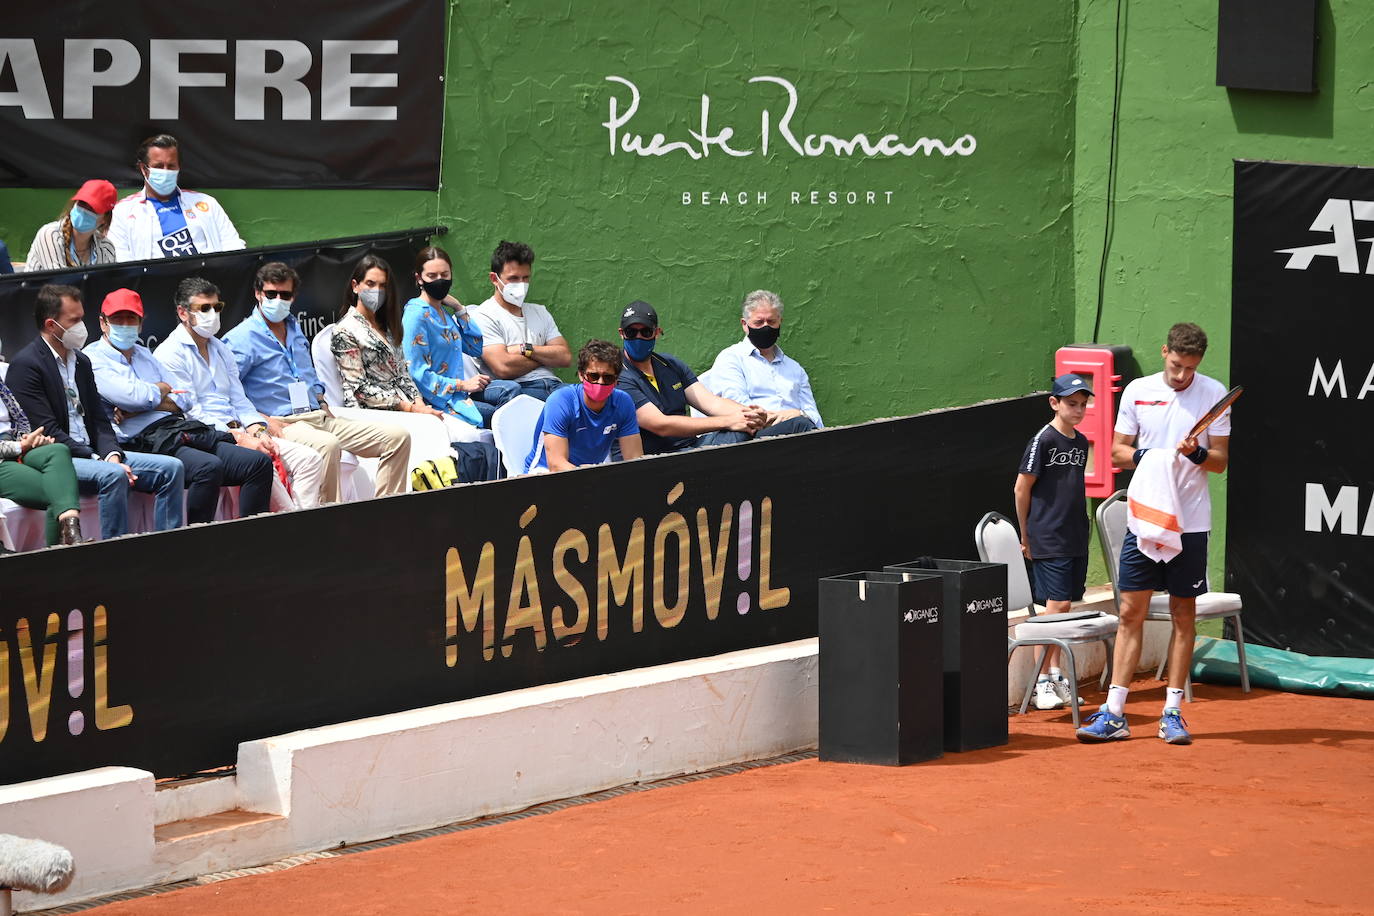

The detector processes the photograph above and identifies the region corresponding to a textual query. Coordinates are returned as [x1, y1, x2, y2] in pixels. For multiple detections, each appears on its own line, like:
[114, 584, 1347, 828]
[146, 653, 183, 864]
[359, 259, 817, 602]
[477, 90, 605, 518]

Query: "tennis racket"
[1187, 385, 1242, 439]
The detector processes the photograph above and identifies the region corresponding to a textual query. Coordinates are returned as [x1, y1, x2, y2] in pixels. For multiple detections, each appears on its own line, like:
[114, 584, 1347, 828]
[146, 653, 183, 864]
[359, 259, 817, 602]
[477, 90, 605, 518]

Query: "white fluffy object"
[0, 834, 74, 893]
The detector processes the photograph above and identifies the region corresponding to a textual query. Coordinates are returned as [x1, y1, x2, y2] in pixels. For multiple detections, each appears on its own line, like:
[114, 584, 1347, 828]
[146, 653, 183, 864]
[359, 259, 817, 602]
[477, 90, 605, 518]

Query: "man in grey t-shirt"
[466, 240, 572, 402]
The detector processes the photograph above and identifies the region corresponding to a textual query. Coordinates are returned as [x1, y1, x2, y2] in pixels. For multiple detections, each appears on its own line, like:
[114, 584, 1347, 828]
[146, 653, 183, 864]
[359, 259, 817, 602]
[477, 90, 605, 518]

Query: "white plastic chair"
[1096, 489, 1250, 698]
[308, 322, 366, 499]
[975, 510, 1118, 727]
[490, 395, 546, 477]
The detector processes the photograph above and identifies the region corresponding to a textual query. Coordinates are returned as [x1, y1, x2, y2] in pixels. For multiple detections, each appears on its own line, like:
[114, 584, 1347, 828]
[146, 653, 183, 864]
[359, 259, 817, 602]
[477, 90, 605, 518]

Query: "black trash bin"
[885, 558, 1008, 752]
[818, 571, 945, 766]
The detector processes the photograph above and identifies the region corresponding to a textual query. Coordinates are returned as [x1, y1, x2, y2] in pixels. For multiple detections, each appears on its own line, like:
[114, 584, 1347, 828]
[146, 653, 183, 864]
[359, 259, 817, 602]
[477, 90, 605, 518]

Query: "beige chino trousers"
[278, 410, 410, 503]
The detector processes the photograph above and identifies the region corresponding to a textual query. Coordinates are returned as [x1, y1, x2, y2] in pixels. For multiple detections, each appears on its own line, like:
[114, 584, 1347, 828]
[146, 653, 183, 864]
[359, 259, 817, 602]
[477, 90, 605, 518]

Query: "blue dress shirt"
[155, 323, 267, 431]
[85, 337, 188, 440]
[223, 309, 323, 418]
[708, 339, 823, 428]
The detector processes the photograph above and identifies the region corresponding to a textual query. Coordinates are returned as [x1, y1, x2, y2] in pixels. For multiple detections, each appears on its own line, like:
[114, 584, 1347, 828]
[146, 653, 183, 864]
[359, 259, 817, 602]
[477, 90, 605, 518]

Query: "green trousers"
[0, 442, 81, 546]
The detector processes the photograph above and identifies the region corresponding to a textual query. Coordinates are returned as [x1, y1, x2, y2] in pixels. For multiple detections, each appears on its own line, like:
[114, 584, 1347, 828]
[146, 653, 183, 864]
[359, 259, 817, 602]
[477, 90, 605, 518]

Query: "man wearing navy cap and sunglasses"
[615, 300, 813, 455]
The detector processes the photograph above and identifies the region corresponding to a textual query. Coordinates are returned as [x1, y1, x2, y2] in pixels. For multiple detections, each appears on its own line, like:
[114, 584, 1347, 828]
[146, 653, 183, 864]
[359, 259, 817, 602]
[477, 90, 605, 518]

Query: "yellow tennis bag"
[410, 456, 462, 491]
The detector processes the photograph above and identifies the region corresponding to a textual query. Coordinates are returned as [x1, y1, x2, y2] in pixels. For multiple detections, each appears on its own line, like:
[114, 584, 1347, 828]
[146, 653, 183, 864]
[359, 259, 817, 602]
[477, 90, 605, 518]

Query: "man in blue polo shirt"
[615, 301, 813, 455]
[223, 262, 410, 503]
[524, 339, 642, 472]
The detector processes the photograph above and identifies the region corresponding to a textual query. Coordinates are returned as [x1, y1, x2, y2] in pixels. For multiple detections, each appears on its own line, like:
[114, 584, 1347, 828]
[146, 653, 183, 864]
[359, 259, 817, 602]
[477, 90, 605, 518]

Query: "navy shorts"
[1031, 555, 1088, 603]
[1118, 531, 1209, 598]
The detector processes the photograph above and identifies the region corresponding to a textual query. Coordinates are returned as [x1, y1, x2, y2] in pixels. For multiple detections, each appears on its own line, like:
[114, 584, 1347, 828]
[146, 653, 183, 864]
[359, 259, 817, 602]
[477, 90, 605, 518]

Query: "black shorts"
[1118, 531, 1209, 598]
[1031, 555, 1088, 603]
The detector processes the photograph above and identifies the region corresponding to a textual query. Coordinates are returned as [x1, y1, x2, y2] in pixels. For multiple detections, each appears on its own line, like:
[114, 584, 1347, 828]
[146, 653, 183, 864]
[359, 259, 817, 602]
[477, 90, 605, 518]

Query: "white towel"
[1126, 449, 1184, 562]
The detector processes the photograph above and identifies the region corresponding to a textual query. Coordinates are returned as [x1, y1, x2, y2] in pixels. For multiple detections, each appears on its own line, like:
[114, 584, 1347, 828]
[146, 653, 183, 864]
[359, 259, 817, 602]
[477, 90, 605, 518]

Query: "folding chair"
[975, 511, 1118, 726]
[1096, 489, 1250, 699]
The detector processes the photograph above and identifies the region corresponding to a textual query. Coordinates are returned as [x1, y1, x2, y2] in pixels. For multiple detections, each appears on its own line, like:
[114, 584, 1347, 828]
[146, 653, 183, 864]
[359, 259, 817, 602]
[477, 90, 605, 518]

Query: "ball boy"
[1014, 373, 1093, 710]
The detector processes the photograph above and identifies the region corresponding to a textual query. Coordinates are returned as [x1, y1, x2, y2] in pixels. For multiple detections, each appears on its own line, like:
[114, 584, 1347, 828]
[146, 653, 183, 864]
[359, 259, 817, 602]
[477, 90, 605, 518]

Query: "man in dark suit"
[7, 284, 184, 539]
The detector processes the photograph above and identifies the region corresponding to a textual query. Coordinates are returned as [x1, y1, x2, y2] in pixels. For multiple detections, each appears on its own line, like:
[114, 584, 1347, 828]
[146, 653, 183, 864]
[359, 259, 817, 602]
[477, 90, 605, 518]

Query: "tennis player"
[1077, 322, 1232, 745]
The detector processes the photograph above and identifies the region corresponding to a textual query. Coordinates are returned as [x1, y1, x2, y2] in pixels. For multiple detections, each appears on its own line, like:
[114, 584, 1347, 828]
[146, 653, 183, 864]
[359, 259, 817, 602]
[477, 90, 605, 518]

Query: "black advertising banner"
[0, 227, 442, 362]
[0, 0, 442, 189]
[1230, 159, 1374, 657]
[0, 395, 1043, 784]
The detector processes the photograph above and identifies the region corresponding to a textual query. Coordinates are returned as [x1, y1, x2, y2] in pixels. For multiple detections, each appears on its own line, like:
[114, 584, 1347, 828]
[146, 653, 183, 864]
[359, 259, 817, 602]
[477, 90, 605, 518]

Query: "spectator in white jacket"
[107, 134, 245, 261]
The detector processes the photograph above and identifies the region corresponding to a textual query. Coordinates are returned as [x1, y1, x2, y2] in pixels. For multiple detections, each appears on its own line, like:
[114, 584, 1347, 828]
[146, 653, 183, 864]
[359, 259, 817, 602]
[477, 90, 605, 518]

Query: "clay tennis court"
[81, 678, 1371, 915]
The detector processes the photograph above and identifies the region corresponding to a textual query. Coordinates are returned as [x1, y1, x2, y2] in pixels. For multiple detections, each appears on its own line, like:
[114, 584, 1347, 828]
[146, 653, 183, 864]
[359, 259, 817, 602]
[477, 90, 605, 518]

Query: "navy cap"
[1051, 373, 1094, 398]
[620, 300, 659, 330]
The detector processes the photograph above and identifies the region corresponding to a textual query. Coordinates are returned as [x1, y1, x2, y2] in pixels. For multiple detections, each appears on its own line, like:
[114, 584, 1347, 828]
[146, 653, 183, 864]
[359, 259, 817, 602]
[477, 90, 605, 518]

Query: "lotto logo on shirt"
[158, 227, 200, 258]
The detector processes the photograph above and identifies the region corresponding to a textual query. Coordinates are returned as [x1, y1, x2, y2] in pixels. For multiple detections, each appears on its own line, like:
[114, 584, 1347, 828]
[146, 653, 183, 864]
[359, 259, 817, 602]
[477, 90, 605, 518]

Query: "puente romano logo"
[602, 75, 977, 161]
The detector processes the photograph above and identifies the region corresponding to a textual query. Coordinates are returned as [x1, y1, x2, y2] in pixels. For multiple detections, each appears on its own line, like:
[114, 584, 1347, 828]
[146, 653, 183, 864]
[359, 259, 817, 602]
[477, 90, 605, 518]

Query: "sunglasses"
[65, 386, 85, 418]
[187, 302, 225, 313]
[621, 326, 656, 340]
[260, 289, 295, 300]
[582, 372, 619, 385]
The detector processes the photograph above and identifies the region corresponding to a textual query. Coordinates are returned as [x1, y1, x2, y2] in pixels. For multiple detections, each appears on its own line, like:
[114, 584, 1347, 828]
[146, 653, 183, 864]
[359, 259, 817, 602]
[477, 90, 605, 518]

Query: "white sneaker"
[1033, 679, 1063, 710]
[1052, 676, 1085, 706]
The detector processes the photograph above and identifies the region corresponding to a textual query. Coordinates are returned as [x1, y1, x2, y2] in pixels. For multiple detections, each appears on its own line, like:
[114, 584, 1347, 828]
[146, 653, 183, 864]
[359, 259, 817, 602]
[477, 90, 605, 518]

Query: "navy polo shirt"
[617, 350, 699, 454]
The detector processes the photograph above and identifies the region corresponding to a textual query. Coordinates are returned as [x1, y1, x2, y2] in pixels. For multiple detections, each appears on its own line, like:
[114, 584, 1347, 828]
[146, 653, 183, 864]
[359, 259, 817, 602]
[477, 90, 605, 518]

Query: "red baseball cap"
[71, 179, 118, 215]
[101, 289, 144, 318]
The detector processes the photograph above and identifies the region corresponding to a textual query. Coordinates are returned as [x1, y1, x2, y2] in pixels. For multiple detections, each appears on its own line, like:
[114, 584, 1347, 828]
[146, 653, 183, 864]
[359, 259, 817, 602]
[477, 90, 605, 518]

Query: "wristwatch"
[521, 343, 535, 358]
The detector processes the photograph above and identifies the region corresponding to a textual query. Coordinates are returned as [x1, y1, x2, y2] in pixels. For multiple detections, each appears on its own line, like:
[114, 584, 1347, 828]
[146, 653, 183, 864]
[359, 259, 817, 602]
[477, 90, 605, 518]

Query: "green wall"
[1073, 0, 1361, 578]
[0, 0, 1078, 427]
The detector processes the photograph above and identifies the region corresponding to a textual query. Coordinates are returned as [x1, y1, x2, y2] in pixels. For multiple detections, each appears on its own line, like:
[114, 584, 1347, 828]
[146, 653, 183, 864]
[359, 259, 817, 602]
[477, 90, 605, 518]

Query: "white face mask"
[500, 281, 529, 308]
[54, 319, 89, 351]
[192, 309, 221, 339]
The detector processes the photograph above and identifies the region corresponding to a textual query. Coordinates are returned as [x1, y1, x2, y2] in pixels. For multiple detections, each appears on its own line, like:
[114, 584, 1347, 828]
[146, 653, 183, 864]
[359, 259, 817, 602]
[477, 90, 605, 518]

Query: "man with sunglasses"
[87, 288, 275, 524]
[616, 301, 791, 455]
[156, 277, 327, 509]
[6, 284, 185, 539]
[523, 339, 642, 472]
[224, 262, 410, 503]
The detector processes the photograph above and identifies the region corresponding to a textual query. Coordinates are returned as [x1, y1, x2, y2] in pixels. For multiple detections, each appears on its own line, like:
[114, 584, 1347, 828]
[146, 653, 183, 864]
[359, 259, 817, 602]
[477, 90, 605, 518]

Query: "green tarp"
[1192, 637, 1374, 699]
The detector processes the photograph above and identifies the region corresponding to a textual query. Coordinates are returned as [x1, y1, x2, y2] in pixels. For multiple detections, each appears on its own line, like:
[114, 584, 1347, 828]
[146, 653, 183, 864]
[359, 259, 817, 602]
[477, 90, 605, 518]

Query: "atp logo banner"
[1230, 159, 1374, 657]
[1277, 198, 1374, 273]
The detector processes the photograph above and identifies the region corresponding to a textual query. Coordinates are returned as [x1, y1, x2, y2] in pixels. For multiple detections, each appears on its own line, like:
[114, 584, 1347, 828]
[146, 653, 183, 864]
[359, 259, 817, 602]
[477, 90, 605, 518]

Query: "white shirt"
[43, 338, 91, 448]
[708, 338, 823, 427]
[154, 323, 267, 431]
[1116, 370, 1231, 533]
[107, 188, 246, 261]
[468, 296, 563, 383]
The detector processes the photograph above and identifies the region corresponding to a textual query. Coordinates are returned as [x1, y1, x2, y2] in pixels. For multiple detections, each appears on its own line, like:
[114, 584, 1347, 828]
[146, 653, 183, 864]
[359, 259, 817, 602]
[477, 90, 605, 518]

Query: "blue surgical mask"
[146, 167, 179, 197]
[623, 337, 655, 361]
[260, 297, 291, 323]
[69, 206, 98, 234]
[107, 324, 140, 351]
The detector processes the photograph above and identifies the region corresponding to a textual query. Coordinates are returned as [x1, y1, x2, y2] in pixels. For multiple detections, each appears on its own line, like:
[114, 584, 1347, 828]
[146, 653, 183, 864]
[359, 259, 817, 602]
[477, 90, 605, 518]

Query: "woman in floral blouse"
[331, 254, 445, 419]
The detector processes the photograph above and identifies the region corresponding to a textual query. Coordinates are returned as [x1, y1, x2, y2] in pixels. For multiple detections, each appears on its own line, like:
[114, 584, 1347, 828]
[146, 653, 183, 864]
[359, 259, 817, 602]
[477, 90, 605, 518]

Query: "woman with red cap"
[24, 179, 119, 271]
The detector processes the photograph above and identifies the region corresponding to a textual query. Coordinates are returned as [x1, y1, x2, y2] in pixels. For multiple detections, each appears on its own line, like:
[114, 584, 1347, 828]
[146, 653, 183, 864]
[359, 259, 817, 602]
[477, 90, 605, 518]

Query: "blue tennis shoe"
[1075, 705, 1130, 742]
[1158, 708, 1192, 745]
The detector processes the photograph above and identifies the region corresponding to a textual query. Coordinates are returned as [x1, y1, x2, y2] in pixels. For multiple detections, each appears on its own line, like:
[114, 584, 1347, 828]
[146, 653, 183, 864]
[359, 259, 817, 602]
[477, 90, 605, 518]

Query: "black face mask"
[421, 278, 453, 301]
[746, 324, 780, 350]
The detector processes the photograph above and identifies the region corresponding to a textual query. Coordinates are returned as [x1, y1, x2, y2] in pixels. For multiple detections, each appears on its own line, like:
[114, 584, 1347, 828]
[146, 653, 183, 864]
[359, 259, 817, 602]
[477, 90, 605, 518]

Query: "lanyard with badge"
[268, 324, 313, 414]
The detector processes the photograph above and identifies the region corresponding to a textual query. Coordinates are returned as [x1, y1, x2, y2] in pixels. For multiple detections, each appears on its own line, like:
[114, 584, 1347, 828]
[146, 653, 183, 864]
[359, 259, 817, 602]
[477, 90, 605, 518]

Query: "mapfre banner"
[1229, 160, 1374, 658]
[0, 0, 443, 189]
